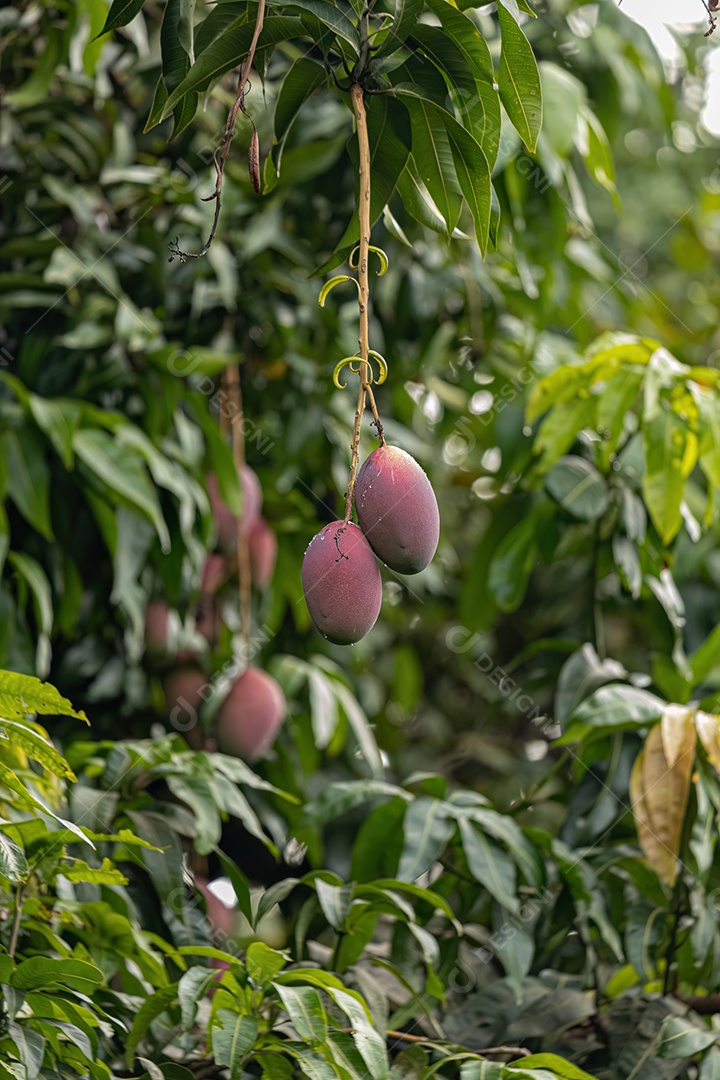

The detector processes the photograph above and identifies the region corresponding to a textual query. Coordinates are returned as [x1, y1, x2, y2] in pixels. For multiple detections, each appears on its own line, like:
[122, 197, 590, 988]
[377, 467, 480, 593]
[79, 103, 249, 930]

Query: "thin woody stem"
[170, 0, 266, 261]
[343, 80, 372, 527]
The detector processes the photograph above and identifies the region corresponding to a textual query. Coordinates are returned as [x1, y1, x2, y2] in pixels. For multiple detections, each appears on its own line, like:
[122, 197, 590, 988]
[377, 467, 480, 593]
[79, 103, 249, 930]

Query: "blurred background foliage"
[4, 0, 720, 1076]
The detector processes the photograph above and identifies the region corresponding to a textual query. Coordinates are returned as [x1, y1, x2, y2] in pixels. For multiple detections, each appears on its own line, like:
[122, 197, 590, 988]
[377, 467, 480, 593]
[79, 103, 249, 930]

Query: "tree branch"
[342, 79, 372, 528]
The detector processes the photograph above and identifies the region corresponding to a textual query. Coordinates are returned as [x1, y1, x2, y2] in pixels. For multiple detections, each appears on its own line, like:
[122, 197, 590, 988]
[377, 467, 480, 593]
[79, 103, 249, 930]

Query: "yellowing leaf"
[630, 723, 694, 886]
[695, 711, 720, 773]
[660, 704, 696, 768]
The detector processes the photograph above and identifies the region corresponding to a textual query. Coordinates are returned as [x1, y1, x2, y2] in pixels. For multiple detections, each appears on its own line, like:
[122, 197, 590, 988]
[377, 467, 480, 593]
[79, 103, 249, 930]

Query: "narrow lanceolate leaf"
[375, 0, 424, 57]
[246, 941, 287, 988]
[0, 718, 75, 779]
[396, 157, 457, 236]
[496, 2, 542, 152]
[11, 957, 103, 993]
[315, 878, 353, 931]
[160, 0, 198, 136]
[421, 0, 500, 166]
[394, 86, 493, 248]
[8, 1021, 45, 1080]
[213, 1011, 259, 1076]
[271, 0, 360, 51]
[0, 670, 88, 723]
[161, 17, 305, 119]
[642, 406, 698, 545]
[397, 797, 454, 881]
[274, 985, 328, 1043]
[274, 56, 327, 142]
[95, 0, 145, 38]
[0, 832, 29, 882]
[445, 119, 492, 252]
[125, 986, 178, 1066]
[4, 429, 53, 541]
[458, 817, 518, 912]
[630, 724, 694, 886]
[73, 428, 170, 553]
[393, 88, 462, 236]
[7, 552, 52, 641]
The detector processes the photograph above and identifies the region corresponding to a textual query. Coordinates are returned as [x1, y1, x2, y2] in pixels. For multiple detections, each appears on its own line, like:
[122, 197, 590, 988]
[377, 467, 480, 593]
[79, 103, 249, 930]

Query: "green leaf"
[272, 0, 359, 51]
[4, 429, 53, 540]
[700, 1049, 720, 1080]
[159, 0, 199, 135]
[0, 670, 87, 722]
[324, 987, 388, 1080]
[459, 1062, 504, 1080]
[8, 1021, 45, 1080]
[371, 878, 457, 922]
[389, 84, 493, 247]
[161, 17, 305, 119]
[7, 552, 52, 658]
[451, 804, 545, 887]
[510, 1055, 598, 1079]
[194, 2, 247, 57]
[274, 57, 327, 143]
[397, 797, 454, 881]
[534, 395, 598, 469]
[393, 89, 462, 236]
[544, 456, 609, 520]
[274, 985, 328, 1042]
[246, 942, 287, 988]
[178, 968, 218, 1033]
[487, 514, 537, 612]
[418, 1, 500, 167]
[642, 405, 698, 545]
[445, 118, 492, 252]
[0, 718, 75, 779]
[396, 158, 456, 236]
[555, 644, 627, 724]
[458, 817, 519, 912]
[0, 832, 28, 882]
[305, 780, 408, 825]
[96, 0, 145, 38]
[216, 851, 255, 927]
[496, 1, 542, 151]
[213, 1011, 259, 1076]
[165, 773, 222, 855]
[29, 396, 80, 470]
[0, 762, 90, 842]
[656, 1016, 717, 1060]
[11, 957, 103, 993]
[125, 986, 178, 1067]
[315, 878, 353, 931]
[60, 857, 128, 884]
[563, 684, 665, 734]
[375, 0, 424, 57]
[73, 428, 171, 553]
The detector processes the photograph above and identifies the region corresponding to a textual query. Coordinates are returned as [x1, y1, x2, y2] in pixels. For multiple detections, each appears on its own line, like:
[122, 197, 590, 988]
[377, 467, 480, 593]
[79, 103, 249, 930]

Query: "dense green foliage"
[3, 0, 720, 1078]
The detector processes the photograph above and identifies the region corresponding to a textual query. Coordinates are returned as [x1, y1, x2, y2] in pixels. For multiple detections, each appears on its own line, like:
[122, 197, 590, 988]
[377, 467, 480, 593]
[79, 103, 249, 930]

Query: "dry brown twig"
[169, 0, 266, 262]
